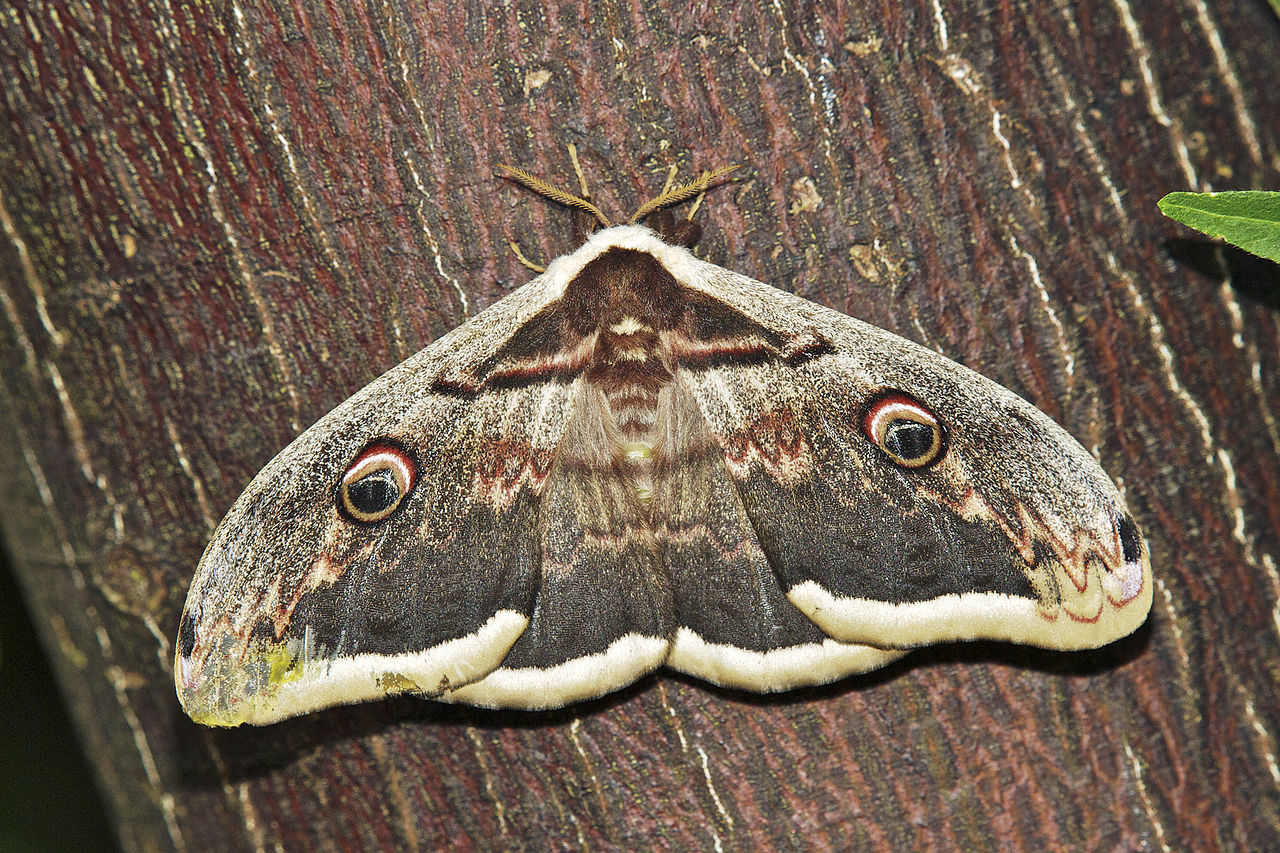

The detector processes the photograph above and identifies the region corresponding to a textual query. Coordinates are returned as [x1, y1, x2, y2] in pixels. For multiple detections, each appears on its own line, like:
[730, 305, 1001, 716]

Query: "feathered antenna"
[497, 164, 612, 228]
[629, 165, 740, 224]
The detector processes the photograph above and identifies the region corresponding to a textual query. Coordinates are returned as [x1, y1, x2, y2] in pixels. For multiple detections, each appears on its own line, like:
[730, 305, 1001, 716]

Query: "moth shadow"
[396, 675, 660, 733]
[170, 621, 1153, 783]
[895, 612, 1153, 679]
[1163, 237, 1280, 312]
[167, 674, 659, 784]
[664, 659, 907, 709]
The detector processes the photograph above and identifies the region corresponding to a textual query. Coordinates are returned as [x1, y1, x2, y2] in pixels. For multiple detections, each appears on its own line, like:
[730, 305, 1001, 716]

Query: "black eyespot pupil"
[884, 419, 935, 461]
[348, 471, 400, 515]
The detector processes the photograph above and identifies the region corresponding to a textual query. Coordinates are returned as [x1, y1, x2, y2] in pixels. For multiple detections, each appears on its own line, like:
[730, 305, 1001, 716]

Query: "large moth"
[176, 166, 1151, 726]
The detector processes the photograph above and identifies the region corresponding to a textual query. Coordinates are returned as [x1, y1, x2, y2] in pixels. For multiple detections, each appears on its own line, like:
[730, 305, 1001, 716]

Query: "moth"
[176, 165, 1152, 726]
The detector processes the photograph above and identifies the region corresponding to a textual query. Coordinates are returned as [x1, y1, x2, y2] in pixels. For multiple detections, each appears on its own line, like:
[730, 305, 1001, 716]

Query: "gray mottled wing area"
[176, 275, 575, 726]
[656, 379, 905, 689]
[659, 250, 1152, 653]
[442, 387, 674, 709]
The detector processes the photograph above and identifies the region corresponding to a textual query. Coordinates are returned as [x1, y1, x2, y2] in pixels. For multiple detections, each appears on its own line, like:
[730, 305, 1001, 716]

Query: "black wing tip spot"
[1118, 515, 1143, 565]
[177, 612, 197, 658]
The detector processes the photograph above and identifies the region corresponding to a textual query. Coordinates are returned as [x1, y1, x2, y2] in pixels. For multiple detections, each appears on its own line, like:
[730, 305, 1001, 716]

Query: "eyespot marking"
[177, 611, 197, 658]
[862, 391, 947, 469]
[338, 441, 417, 523]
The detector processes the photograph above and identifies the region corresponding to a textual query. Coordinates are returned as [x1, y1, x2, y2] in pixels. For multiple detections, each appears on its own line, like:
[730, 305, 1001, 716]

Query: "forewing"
[176, 275, 573, 726]
[666, 255, 1152, 652]
[655, 378, 905, 690]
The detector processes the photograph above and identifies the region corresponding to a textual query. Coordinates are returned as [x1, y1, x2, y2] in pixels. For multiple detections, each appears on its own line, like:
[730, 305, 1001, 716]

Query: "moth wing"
[662, 252, 1152, 653]
[655, 377, 906, 690]
[176, 274, 574, 726]
[440, 385, 674, 709]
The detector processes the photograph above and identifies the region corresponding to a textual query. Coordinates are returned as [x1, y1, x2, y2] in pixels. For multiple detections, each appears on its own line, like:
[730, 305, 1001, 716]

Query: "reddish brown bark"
[2, 1, 1278, 850]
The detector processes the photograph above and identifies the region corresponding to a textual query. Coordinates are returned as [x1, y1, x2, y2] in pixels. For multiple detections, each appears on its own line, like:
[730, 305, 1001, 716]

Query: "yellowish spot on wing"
[625, 442, 653, 504]
[264, 645, 303, 686]
[378, 672, 421, 693]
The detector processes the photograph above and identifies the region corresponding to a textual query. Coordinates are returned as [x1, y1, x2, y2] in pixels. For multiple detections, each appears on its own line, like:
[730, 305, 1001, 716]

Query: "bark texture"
[2, 1, 1279, 850]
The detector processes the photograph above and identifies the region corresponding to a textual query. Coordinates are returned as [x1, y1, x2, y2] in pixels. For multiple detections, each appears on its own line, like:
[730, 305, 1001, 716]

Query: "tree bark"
[2, 1, 1278, 850]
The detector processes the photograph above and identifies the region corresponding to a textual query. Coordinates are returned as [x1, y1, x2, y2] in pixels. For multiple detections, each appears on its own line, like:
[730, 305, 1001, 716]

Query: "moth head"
[644, 209, 702, 249]
[861, 390, 948, 469]
[337, 440, 418, 523]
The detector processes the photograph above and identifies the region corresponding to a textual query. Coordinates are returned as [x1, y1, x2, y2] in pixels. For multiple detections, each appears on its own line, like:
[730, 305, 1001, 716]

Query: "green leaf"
[1158, 190, 1280, 263]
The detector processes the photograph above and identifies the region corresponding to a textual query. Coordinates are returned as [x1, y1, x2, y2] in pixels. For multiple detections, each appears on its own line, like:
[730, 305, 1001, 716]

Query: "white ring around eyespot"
[342, 448, 415, 491]
[863, 393, 945, 468]
[868, 399, 933, 430]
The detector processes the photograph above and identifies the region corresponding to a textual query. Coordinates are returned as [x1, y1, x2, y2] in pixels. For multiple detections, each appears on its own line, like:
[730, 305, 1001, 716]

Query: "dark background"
[1, 541, 115, 852]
